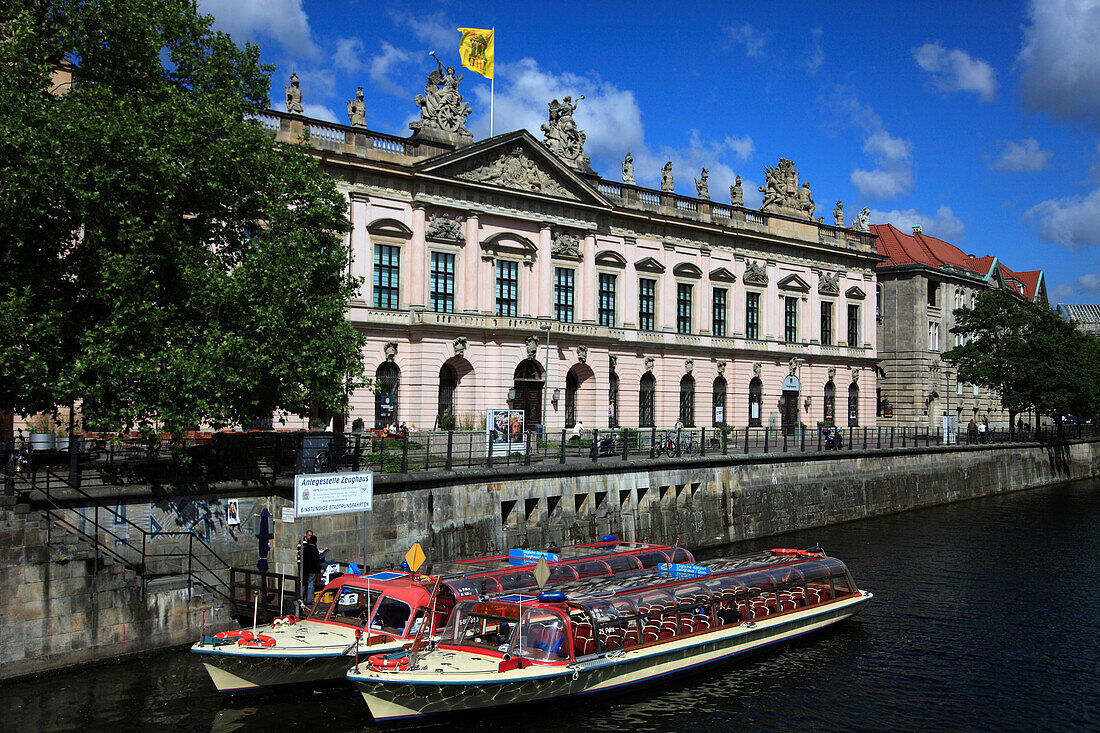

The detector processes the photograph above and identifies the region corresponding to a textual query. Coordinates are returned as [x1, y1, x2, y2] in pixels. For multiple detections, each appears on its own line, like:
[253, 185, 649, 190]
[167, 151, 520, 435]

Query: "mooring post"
[559, 430, 566, 465]
[445, 431, 454, 470]
[487, 433, 494, 468]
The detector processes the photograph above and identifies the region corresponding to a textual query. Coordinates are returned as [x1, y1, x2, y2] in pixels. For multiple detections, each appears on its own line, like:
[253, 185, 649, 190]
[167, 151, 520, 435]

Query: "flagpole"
[490, 27, 495, 137]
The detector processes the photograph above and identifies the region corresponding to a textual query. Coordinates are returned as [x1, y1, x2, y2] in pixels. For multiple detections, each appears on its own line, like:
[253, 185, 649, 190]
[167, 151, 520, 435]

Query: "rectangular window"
[677, 283, 693, 334]
[495, 260, 518, 317]
[745, 292, 760, 340]
[429, 251, 454, 313]
[373, 244, 400, 309]
[928, 321, 940, 351]
[639, 278, 656, 330]
[847, 304, 860, 347]
[973, 384, 979, 396]
[598, 273, 617, 327]
[712, 288, 727, 337]
[784, 297, 798, 343]
[928, 281, 939, 307]
[820, 302, 833, 346]
[554, 267, 574, 323]
[957, 380, 964, 396]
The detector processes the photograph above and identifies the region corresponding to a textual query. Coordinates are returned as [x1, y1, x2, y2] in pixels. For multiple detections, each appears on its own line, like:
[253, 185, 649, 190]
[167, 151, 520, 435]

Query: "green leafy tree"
[944, 289, 1098, 425]
[0, 0, 366, 440]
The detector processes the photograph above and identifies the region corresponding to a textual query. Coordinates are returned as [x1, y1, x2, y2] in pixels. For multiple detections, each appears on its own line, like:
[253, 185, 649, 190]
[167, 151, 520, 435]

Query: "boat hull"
[350, 592, 871, 722]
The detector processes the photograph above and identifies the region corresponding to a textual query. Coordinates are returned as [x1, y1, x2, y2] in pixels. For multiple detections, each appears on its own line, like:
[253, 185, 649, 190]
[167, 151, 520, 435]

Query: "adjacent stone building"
[261, 69, 881, 434]
[872, 224, 1046, 431]
[1057, 304, 1100, 337]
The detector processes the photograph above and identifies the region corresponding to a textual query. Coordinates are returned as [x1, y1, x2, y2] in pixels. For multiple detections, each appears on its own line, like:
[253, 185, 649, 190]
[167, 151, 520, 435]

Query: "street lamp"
[538, 322, 552, 434]
[792, 357, 805, 439]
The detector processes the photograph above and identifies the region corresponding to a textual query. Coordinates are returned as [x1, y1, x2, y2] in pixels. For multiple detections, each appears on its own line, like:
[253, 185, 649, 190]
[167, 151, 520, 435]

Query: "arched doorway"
[848, 382, 860, 426]
[639, 373, 655, 427]
[823, 381, 835, 427]
[513, 359, 543, 427]
[374, 362, 400, 428]
[608, 371, 619, 428]
[712, 376, 727, 425]
[748, 377, 762, 427]
[437, 364, 456, 429]
[565, 371, 579, 428]
[679, 374, 695, 427]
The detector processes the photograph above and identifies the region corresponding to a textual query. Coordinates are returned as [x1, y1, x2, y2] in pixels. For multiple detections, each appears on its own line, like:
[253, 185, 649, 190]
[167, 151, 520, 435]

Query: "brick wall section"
[2, 440, 1098, 680]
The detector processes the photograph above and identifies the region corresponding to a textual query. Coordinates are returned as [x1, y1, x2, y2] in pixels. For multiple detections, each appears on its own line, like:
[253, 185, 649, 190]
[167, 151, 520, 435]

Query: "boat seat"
[622, 631, 640, 648]
[575, 636, 596, 656]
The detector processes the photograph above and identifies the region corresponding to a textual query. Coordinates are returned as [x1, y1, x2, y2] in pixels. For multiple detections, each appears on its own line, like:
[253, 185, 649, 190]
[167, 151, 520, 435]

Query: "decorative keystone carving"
[716, 360, 726, 375]
[743, 260, 769, 286]
[577, 345, 588, 364]
[525, 335, 540, 360]
[828, 367, 836, 381]
[609, 354, 617, 372]
[644, 356, 655, 372]
[819, 272, 841, 296]
[452, 336, 467, 358]
[685, 359, 694, 374]
[426, 213, 464, 242]
[384, 341, 398, 361]
[753, 362, 762, 378]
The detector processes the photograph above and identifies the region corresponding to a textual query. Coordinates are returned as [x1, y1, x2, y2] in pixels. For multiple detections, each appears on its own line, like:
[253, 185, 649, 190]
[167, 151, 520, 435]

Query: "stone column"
[538, 223, 553, 319]
[408, 204, 427, 310]
[461, 211, 479, 313]
[580, 233, 596, 322]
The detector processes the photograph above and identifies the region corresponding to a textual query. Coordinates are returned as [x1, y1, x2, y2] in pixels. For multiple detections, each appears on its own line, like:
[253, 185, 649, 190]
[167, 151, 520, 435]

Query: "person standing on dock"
[302, 535, 320, 602]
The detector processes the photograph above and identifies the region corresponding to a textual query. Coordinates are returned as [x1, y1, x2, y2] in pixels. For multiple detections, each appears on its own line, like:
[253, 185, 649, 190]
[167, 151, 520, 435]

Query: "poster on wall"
[227, 498, 241, 526]
[486, 409, 525, 457]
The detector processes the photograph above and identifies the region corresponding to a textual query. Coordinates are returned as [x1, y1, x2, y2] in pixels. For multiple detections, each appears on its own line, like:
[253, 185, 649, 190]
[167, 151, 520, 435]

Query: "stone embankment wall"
[2, 440, 1097, 680]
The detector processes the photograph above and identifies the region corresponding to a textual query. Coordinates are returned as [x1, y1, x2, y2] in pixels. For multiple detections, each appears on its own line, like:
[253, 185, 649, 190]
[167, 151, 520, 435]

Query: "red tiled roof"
[872, 223, 1041, 300]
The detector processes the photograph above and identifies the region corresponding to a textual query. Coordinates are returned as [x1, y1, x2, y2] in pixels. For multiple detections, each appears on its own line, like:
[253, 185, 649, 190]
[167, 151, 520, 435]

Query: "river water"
[3, 478, 1098, 732]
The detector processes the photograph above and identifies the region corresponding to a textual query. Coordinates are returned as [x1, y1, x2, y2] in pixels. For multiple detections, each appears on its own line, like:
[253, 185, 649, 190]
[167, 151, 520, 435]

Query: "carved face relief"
[609, 354, 617, 372]
[852, 370, 860, 384]
[384, 341, 398, 361]
[644, 356, 655, 372]
[753, 362, 762, 378]
[716, 360, 726, 375]
[828, 367, 836, 381]
[577, 345, 588, 364]
[685, 359, 693, 374]
[744, 260, 769, 286]
[452, 336, 467, 357]
[525, 335, 539, 360]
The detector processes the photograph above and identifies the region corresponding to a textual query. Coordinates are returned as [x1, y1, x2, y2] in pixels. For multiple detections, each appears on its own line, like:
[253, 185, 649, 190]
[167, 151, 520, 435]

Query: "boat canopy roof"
[427, 540, 681, 577]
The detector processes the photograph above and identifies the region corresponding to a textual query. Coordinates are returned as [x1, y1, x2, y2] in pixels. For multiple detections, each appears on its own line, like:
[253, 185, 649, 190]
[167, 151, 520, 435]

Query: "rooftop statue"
[759, 158, 817, 220]
[285, 72, 303, 114]
[347, 86, 367, 128]
[695, 168, 710, 200]
[622, 152, 635, 184]
[661, 161, 674, 192]
[853, 206, 871, 233]
[541, 95, 591, 171]
[411, 55, 472, 142]
[730, 175, 743, 206]
[834, 200, 844, 227]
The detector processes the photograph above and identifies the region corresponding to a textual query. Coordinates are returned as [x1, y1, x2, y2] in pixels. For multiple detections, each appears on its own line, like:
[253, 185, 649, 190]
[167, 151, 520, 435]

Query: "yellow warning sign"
[405, 542, 426, 573]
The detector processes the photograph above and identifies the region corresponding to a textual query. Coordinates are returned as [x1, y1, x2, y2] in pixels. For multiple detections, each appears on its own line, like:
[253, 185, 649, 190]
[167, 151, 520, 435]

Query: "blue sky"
[198, 0, 1100, 303]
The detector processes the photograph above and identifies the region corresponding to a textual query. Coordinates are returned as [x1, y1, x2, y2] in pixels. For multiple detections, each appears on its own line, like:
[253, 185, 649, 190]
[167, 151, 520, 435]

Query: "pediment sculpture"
[819, 272, 841, 296]
[622, 153, 634, 184]
[541, 96, 591, 171]
[833, 201, 844, 228]
[411, 58, 473, 142]
[758, 158, 816, 220]
[661, 161, 674, 192]
[730, 176, 743, 206]
[743, 260, 769, 286]
[347, 86, 366, 128]
[551, 231, 582, 258]
[426, 214, 464, 242]
[695, 168, 710, 200]
[853, 206, 871, 233]
[456, 146, 575, 200]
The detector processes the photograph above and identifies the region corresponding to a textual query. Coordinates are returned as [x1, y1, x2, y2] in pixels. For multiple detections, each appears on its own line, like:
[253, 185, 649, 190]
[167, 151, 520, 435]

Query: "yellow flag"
[457, 27, 494, 79]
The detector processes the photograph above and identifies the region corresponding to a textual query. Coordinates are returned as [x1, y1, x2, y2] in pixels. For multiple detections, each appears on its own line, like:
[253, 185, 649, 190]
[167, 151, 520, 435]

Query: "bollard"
[445, 430, 454, 471]
[487, 433, 494, 468]
[800, 426, 805, 452]
[649, 427, 657, 459]
[817, 428, 822, 452]
[782, 430, 788, 452]
[559, 430, 567, 464]
[524, 430, 532, 466]
[744, 427, 750, 454]
[700, 428, 706, 457]
[863, 427, 868, 450]
[890, 427, 894, 448]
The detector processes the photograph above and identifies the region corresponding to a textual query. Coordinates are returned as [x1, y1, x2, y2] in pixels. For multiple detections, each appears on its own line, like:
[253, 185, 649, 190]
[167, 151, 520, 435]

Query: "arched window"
[848, 382, 860, 426]
[679, 374, 695, 427]
[513, 359, 544, 427]
[823, 381, 835, 427]
[437, 364, 456, 429]
[375, 362, 400, 428]
[565, 371, 579, 429]
[608, 371, 619, 428]
[712, 376, 727, 426]
[748, 377, 762, 427]
[639, 373, 655, 428]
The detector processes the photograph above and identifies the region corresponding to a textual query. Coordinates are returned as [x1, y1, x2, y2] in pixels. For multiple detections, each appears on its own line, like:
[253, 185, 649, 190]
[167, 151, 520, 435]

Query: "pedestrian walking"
[967, 418, 977, 444]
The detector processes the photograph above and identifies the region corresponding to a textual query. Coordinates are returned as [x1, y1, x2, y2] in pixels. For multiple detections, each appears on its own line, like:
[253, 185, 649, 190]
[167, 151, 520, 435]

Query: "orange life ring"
[238, 634, 276, 648]
[214, 629, 249, 641]
[367, 653, 410, 671]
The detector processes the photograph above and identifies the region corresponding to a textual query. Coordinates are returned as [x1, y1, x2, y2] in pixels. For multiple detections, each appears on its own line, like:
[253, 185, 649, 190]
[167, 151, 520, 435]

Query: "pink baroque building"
[258, 74, 882, 434]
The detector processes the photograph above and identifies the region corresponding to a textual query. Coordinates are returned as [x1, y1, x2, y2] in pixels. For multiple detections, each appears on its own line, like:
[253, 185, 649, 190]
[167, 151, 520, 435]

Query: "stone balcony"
[348, 303, 876, 361]
[253, 109, 879, 257]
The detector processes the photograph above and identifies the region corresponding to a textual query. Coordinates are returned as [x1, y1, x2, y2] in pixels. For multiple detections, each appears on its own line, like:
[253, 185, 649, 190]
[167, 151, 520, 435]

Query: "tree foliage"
[0, 0, 366, 438]
[943, 289, 1099, 421]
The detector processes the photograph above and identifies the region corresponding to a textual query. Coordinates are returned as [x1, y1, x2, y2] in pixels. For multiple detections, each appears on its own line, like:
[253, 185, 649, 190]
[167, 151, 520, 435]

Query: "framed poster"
[486, 409, 524, 457]
[227, 498, 241, 526]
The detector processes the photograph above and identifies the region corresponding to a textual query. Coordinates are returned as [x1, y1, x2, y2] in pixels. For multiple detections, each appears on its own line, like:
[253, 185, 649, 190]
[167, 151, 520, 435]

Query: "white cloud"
[1018, 0, 1100, 125]
[386, 9, 459, 52]
[1090, 142, 1100, 181]
[197, 0, 318, 57]
[302, 103, 338, 124]
[807, 28, 824, 75]
[991, 138, 1052, 172]
[1026, 188, 1100, 249]
[1074, 272, 1100, 296]
[725, 135, 755, 161]
[728, 23, 766, 58]
[869, 205, 966, 240]
[370, 42, 415, 97]
[913, 42, 997, 101]
[334, 37, 366, 73]
[823, 87, 913, 201]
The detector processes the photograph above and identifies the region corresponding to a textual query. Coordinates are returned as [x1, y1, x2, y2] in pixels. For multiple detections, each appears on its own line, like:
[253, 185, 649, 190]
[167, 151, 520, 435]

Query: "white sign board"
[782, 375, 801, 392]
[294, 471, 373, 517]
[280, 507, 295, 523]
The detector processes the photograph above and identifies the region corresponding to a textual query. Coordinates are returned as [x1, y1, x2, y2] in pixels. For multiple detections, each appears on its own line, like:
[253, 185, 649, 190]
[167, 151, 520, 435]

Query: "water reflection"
[0, 479, 1097, 732]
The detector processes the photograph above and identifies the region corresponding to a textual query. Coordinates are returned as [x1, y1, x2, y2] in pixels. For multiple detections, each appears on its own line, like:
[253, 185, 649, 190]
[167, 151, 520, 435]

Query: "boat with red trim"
[191, 539, 692, 692]
[346, 547, 871, 722]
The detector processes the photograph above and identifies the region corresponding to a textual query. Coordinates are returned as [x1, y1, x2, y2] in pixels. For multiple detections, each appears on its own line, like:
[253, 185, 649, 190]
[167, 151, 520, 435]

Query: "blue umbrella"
[257, 508, 270, 572]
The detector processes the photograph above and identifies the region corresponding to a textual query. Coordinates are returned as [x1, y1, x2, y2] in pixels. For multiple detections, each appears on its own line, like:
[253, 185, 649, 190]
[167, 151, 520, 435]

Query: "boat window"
[672, 582, 711, 606]
[466, 574, 504, 595]
[549, 565, 578, 582]
[442, 578, 480, 601]
[516, 609, 570, 661]
[668, 547, 694, 563]
[582, 597, 637, 624]
[369, 596, 412, 635]
[572, 560, 612, 578]
[442, 601, 521, 653]
[633, 551, 668, 568]
[771, 565, 807, 586]
[308, 587, 342, 621]
[495, 569, 538, 591]
[701, 574, 748, 600]
[328, 588, 383, 627]
[604, 554, 642, 573]
[738, 570, 776, 594]
[795, 560, 831, 584]
[632, 588, 677, 614]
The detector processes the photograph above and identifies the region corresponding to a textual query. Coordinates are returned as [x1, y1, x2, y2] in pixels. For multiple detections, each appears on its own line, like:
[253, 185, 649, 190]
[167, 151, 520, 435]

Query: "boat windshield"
[442, 599, 521, 653]
[311, 586, 413, 634]
[324, 587, 383, 627]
